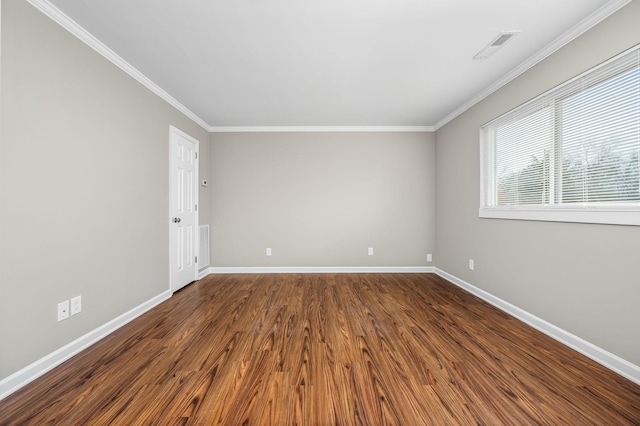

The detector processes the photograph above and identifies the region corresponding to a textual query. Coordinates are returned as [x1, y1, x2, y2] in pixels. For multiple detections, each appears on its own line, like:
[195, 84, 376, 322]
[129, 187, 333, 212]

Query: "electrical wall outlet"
[71, 296, 82, 316]
[58, 300, 70, 322]
[368, 247, 374, 256]
[266, 247, 272, 256]
[468, 259, 475, 270]
[427, 253, 433, 263]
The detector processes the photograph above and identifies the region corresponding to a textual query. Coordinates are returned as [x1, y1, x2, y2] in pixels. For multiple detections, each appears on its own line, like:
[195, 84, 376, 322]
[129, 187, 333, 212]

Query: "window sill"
[479, 206, 640, 226]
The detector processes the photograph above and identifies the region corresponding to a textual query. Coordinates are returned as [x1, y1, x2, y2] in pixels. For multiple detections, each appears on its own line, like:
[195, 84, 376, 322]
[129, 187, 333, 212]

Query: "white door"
[169, 126, 199, 292]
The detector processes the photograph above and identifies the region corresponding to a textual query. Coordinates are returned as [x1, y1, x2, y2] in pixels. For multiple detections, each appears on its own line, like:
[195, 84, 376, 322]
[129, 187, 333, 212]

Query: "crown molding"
[23, 1, 434, 135]
[434, 0, 632, 131]
[25, 0, 210, 130]
[25, 0, 630, 135]
[209, 126, 434, 133]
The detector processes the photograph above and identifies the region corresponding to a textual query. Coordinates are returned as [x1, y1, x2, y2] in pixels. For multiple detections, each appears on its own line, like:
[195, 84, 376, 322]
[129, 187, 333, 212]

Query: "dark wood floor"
[1, 273, 639, 425]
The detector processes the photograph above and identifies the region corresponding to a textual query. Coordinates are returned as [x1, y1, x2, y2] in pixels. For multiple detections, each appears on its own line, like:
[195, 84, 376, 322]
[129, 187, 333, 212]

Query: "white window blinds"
[480, 44, 640, 226]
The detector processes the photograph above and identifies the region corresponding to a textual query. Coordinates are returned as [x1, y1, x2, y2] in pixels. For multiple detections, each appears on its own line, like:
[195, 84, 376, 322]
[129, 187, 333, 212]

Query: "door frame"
[168, 125, 199, 292]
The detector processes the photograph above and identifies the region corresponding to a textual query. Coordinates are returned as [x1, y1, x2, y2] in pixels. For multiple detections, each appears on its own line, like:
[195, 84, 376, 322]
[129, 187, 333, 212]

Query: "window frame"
[479, 44, 640, 226]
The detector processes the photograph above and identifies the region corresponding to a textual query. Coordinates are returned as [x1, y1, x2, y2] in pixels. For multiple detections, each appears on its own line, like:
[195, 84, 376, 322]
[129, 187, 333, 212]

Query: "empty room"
[1, 0, 639, 424]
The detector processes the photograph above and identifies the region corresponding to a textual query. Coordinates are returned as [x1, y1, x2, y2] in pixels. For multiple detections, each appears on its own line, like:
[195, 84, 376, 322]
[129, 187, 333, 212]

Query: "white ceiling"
[42, 0, 625, 130]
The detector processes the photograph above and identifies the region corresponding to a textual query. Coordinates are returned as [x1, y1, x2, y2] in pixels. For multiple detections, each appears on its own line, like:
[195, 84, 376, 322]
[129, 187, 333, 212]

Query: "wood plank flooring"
[1, 273, 639, 425]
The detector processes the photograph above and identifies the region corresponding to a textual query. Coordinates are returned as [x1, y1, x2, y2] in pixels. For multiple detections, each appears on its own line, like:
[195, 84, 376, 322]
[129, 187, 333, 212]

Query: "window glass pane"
[560, 67, 640, 203]
[495, 107, 553, 205]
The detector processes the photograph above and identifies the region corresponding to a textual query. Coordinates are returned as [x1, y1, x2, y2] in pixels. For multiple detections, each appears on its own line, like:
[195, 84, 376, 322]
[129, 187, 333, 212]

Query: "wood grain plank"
[1, 273, 639, 425]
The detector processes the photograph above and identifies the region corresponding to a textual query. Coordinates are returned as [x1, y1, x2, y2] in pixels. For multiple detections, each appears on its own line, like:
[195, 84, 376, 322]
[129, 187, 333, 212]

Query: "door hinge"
[195, 152, 198, 159]
[195, 256, 198, 263]
[195, 204, 198, 211]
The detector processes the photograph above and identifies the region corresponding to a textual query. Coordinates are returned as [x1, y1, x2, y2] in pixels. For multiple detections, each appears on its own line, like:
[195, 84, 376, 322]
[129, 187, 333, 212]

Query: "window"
[480, 45, 640, 226]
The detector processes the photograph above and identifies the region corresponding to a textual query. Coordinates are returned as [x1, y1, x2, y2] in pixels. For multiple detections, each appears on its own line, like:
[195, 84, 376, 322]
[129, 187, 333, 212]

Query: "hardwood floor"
[1, 273, 639, 425]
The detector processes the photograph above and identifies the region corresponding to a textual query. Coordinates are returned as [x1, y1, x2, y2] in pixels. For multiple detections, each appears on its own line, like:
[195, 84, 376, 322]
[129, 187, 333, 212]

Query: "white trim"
[197, 268, 210, 280]
[435, 268, 640, 385]
[434, 0, 632, 130]
[0, 290, 172, 401]
[207, 266, 435, 274]
[208, 126, 434, 133]
[479, 207, 640, 226]
[24, 0, 209, 130]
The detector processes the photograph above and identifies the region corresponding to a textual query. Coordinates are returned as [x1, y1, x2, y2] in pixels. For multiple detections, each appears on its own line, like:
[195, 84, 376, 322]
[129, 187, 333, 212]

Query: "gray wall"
[210, 132, 435, 267]
[0, 1, 209, 379]
[435, 1, 640, 365]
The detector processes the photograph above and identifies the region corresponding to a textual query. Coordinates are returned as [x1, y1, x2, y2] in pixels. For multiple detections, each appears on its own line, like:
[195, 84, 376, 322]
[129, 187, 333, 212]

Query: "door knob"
[173, 217, 181, 223]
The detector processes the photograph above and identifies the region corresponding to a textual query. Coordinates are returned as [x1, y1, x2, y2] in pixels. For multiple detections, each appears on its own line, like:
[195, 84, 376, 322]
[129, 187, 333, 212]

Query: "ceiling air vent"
[473, 31, 520, 60]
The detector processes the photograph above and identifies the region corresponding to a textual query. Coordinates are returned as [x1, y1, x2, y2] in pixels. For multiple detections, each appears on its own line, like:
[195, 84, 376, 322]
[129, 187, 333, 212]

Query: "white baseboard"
[207, 266, 435, 274]
[435, 268, 640, 386]
[0, 290, 172, 400]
